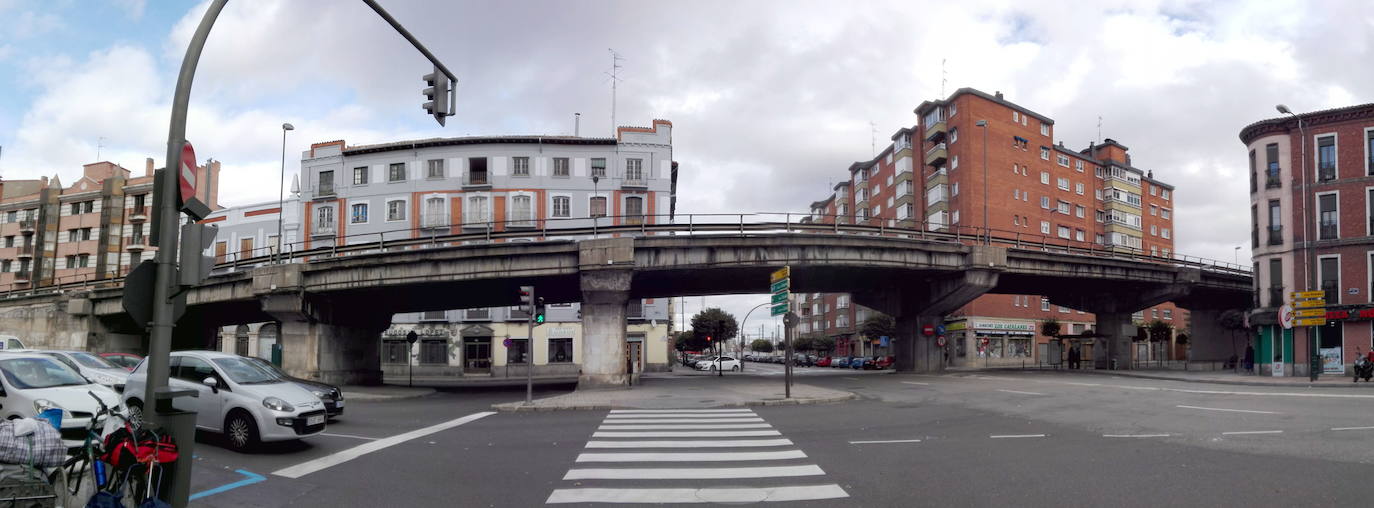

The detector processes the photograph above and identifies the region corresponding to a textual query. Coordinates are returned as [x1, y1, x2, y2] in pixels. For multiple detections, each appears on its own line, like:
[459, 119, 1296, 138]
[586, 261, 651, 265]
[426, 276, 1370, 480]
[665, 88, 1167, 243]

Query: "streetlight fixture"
[277, 122, 294, 263]
[1277, 103, 1313, 381]
[1234, 245, 1241, 264]
[738, 301, 772, 372]
[975, 120, 989, 244]
[592, 175, 600, 238]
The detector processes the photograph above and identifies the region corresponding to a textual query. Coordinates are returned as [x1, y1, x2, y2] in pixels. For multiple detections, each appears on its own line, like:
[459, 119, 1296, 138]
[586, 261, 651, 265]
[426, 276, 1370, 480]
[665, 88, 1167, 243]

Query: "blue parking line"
[189, 469, 265, 501]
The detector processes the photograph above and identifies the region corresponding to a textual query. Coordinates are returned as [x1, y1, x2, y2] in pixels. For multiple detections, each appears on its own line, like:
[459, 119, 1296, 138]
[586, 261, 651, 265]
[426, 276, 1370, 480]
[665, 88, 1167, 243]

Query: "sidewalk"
[1077, 368, 1374, 388]
[491, 375, 856, 412]
[341, 384, 437, 400]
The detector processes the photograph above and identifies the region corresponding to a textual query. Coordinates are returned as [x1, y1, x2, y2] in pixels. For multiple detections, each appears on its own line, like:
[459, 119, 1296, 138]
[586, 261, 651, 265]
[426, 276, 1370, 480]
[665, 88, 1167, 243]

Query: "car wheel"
[731, 365, 740, 372]
[126, 399, 144, 428]
[225, 411, 259, 452]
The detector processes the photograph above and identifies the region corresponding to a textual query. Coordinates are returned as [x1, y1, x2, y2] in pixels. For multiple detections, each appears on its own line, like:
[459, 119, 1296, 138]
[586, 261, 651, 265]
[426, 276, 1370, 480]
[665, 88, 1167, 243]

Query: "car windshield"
[246, 358, 287, 379]
[211, 357, 280, 384]
[70, 352, 119, 370]
[0, 357, 89, 389]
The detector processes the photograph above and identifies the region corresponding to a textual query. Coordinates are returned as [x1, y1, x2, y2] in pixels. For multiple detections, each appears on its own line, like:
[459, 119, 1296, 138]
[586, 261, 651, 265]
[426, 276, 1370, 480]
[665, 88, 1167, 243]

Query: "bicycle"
[57, 391, 144, 501]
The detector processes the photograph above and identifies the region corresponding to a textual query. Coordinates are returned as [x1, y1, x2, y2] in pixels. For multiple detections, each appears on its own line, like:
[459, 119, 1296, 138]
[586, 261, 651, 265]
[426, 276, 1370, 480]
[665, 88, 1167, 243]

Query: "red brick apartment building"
[799, 88, 1186, 366]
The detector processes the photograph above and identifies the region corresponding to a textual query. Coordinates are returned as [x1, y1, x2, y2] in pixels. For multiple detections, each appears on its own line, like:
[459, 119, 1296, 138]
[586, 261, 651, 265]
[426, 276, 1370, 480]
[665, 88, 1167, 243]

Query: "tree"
[791, 335, 815, 353]
[674, 330, 708, 364]
[811, 336, 836, 355]
[1146, 320, 1173, 342]
[691, 307, 739, 346]
[1040, 318, 1061, 339]
[750, 339, 774, 353]
[860, 314, 895, 340]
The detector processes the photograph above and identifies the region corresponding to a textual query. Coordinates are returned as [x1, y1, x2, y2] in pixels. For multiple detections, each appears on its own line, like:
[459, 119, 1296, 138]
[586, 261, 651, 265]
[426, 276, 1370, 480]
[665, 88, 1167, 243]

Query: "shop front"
[951, 319, 1035, 367]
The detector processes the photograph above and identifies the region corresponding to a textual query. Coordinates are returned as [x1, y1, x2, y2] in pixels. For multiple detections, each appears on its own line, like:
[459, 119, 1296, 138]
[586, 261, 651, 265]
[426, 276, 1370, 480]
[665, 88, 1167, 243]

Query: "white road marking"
[272, 411, 494, 479]
[843, 377, 862, 381]
[599, 418, 765, 424]
[1102, 434, 1170, 438]
[564, 465, 824, 480]
[586, 439, 794, 448]
[848, 439, 922, 444]
[1331, 426, 1374, 431]
[901, 381, 930, 386]
[576, 450, 806, 462]
[546, 484, 849, 504]
[1061, 382, 1103, 387]
[598, 423, 773, 430]
[1177, 405, 1279, 415]
[973, 375, 1015, 381]
[1222, 430, 1284, 435]
[609, 409, 754, 414]
[989, 434, 1046, 439]
[318, 432, 378, 441]
[996, 389, 1046, 396]
[593, 430, 782, 438]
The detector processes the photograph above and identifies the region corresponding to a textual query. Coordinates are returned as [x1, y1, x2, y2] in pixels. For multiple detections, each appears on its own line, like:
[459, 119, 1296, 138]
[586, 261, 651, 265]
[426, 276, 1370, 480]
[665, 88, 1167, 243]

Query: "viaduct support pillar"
[1094, 311, 1132, 370]
[1186, 308, 1231, 362]
[254, 264, 387, 385]
[578, 238, 635, 389]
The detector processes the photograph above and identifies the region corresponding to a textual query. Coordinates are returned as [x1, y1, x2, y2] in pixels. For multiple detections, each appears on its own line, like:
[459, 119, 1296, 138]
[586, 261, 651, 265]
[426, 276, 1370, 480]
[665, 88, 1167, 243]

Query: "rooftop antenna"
[606, 49, 625, 136]
[870, 121, 877, 157]
[96, 136, 105, 161]
[1097, 116, 1103, 145]
[941, 58, 947, 97]
[575, 112, 581, 137]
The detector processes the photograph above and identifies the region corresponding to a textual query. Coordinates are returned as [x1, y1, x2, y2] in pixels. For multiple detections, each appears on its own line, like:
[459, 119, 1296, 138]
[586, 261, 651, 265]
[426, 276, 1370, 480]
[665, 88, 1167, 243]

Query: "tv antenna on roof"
[870, 121, 877, 157]
[941, 58, 947, 97]
[607, 49, 625, 136]
[97, 136, 105, 161]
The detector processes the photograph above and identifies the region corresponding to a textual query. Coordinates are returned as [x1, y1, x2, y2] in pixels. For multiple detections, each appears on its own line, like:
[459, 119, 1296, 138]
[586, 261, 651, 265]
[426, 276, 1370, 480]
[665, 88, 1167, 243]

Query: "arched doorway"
[258, 323, 280, 365]
[235, 325, 250, 356]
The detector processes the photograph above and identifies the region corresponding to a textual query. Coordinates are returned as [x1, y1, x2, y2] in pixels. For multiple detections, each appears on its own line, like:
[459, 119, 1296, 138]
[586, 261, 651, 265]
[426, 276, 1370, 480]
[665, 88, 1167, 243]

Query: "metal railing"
[0, 211, 1252, 299]
[1267, 226, 1283, 245]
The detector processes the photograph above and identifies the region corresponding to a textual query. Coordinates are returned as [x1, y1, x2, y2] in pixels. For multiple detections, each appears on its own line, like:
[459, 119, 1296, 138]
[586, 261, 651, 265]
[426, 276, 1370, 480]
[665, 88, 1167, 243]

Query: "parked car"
[246, 357, 344, 418]
[867, 356, 895, 370]
[850, 357, 869, 369]
[696, 356, 740, 371]
[814, 356, 832, 367]
[99, 353, 143, 371]
[19, 350, 129, 391]
[123, 351, 328, 451]
[832, 357, 850, 368]
[0, 353, 122, 448]
[0, 335, 26, 350]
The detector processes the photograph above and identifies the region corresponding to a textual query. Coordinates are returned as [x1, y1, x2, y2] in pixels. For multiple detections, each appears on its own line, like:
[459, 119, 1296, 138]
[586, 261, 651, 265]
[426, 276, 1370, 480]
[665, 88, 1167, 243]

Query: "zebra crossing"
[546, 408, 848, 504]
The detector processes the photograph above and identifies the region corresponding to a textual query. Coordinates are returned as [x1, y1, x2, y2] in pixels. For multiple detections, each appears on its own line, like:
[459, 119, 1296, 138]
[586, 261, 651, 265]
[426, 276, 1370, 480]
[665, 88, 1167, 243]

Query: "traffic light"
[422, 66, 450, 126]
[177, 223, 218, 287]
[519, 286, 534, 308]
[534, 297, 546, 324]
[706, 335, 713, 343]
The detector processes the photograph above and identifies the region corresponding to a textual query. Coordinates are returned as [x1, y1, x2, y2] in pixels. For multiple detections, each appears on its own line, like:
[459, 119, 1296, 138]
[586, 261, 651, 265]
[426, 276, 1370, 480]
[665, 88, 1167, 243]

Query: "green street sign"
[771, 291, 789, 304]
[770, 303, 789, 316]
[770, 279, 789, 293]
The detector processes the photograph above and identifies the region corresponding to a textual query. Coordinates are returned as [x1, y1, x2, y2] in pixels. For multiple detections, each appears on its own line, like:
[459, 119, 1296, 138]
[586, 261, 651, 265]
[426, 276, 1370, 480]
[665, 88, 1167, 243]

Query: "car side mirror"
[203, 377, 218, 391]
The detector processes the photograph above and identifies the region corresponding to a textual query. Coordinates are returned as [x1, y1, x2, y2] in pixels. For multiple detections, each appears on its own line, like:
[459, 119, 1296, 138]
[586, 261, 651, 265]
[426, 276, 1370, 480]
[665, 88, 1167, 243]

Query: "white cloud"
[114, 0, 145, 21]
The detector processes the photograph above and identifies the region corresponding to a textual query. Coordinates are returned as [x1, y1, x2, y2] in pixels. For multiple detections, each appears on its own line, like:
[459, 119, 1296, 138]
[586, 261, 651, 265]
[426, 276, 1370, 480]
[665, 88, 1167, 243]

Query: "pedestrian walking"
[1067, 344, 1080, 370]
[1244, 344, 1255, 374]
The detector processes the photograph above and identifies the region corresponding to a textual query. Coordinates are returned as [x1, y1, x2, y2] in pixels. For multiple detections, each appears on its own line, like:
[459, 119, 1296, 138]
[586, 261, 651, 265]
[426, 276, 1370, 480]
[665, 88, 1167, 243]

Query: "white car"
[0, 353, 122, 448]
[124, 350, 327, 451]
[695, 356, 741, 371]
[16, 350, 129, 391]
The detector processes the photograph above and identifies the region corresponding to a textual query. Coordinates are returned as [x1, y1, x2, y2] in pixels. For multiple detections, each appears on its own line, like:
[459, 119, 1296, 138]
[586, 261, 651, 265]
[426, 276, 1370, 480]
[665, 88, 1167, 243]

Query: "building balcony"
[129, 207, 148, 222]
[926, 168, 948, 186]
[1319, 223, 1338, 240]
[18, 219, 35, 234]
[1267, 287, 1284, 308]
[125, 238, 147, 251]
[312, 224, 336, 237]
[1267, 226, 1282, 245]
[924, 120, 948, 143]
[464, 308, 490, 321]
[15, 250, 32, 260]
[1265, 165, 1281, 188]
[317, 183, 336, 197]
[924, 143, 948, 167]
[621, 178, 648, 189]
[464, 173, 491, 189]
[13, 270, 30, 283]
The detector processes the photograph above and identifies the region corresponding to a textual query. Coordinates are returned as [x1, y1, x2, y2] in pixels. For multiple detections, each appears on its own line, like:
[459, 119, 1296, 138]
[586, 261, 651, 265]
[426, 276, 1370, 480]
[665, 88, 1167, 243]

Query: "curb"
[341, 387, 437, 401]
[1061, 369, 1374, 389]
[490, 392, 857, 412]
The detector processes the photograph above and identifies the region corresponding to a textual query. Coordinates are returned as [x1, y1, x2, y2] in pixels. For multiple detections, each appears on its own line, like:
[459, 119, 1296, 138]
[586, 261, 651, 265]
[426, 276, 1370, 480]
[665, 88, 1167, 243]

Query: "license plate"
[307, 415, 324, 426]
[334, 400, 343, 407]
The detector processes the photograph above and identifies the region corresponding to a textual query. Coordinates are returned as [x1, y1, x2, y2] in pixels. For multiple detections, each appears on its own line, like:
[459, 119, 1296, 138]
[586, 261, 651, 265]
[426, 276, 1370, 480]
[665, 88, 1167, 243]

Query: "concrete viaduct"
[0, 233, 1251, 388]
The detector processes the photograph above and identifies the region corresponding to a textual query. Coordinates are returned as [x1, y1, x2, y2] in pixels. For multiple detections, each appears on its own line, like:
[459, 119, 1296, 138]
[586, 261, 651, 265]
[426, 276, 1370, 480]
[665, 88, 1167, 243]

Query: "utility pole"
[607, 49, 624, 135]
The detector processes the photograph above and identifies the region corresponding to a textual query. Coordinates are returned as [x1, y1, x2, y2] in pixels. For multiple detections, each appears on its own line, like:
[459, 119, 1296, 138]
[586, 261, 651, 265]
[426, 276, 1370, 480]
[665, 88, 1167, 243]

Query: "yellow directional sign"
[1294, 309, 1327, 318]
[1291, 290, 1326, 300]
[1295, 299, 1327, 309]
[770, 266, 790, 283]
[1293, 317, 1328, 327]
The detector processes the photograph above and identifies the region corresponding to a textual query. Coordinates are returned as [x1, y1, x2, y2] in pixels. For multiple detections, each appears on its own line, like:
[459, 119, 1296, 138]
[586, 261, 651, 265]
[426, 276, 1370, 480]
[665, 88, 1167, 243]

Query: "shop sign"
[1323, 307, 1374, 321]
[944, 321, 967, 332]
[1320, 347, 1343, 374]
[383, 327, 452, 338]
[971, 321, 1036, 332]
[548, 327, 575, 338]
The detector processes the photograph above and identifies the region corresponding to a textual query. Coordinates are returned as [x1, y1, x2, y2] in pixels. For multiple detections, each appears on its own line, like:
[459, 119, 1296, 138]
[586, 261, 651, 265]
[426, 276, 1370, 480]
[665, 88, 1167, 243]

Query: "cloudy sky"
[1, 0, 1370, 335]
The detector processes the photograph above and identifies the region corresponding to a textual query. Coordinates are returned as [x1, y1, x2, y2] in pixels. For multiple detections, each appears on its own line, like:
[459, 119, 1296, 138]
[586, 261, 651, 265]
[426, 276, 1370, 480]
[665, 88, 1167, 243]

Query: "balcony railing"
[622, 177, 647, 188]
[1267, 226, 1282, 245]
[464, 308, 490, 321]
[1265, 164, 1281, 188]
[14, 270, 30, 282]
[129, 206, 148, 221]
[18, 219, 35, 233]
[1318, 162, 1335, 182]
[1319, 221, 1337, 240]
[318, 182, 335, 196]
[1268, 287, 1284, 308]
[313, 222, 336, 236]
[924, 143, 948, 167]
[465, 173, 490, 187]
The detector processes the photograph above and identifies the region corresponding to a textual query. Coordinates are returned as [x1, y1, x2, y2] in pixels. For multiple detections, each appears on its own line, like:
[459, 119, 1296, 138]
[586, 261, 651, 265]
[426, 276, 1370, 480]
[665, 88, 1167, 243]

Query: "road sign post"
[406, 331, 418, 388]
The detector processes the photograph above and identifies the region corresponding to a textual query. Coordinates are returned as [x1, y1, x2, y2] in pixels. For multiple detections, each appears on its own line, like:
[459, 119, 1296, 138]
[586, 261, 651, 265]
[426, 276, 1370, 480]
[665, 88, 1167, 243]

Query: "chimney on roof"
[1147, 170, 1154, 179]
[1058, 141, 1064, 147]
[995, 91, 1003, 100]
[145, 158, 154, 177]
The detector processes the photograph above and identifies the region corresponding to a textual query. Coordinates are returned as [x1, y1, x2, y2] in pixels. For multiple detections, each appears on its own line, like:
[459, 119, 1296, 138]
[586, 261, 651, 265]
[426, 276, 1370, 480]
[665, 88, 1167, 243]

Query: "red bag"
[101, 427, 140, 468]
[134, 430, 178, 464]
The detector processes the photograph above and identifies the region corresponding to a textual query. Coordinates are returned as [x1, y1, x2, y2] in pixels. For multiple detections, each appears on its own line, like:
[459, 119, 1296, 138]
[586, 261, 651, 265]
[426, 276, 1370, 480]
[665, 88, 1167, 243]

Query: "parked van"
[0, 336, 26, 350]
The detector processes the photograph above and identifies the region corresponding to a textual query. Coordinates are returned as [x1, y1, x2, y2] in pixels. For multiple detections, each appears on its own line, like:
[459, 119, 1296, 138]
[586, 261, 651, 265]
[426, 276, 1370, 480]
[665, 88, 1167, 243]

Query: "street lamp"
[1234, 245, 1241, 264]
[592, 175, 600, 238]
[738, 301, 772, 372]
[1277, 103, 1313, 381]
[277, 122, 294, 263]
[975, 120, 989, 244]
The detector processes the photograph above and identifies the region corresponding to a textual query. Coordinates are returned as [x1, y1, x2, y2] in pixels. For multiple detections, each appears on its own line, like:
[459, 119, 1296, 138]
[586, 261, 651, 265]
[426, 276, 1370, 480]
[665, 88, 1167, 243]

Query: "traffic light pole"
[526, 296, 534, 405]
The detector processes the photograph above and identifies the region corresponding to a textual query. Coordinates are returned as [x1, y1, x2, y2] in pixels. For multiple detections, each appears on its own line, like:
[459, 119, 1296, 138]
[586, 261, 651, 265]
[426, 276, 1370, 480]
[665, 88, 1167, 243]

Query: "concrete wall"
[0, 297, 92, 350]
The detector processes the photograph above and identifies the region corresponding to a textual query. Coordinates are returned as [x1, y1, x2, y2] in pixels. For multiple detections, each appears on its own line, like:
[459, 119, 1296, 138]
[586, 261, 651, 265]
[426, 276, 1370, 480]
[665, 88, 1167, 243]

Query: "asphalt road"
[184, 370, 1374, 507]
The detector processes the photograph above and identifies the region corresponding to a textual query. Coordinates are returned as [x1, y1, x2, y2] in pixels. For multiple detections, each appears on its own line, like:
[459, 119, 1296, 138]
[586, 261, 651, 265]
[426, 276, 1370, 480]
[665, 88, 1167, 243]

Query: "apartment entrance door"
[464, 337, 491, 374]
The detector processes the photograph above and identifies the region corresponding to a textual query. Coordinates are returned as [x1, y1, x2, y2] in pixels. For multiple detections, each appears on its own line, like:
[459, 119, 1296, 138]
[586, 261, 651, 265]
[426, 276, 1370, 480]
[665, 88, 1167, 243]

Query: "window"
[77, 254, 89, 268]
[1075, 229, 1085, 241]
[1268, 258, 1283, 307]
[315, 206, 335, 233]
[951, 210, 959, 224]
[952, 182, 959, 196]
[1151, 246, 1159, 256]
[1162, 228, 1170, 239]
[1075, 205, 1085, 218]
[1040, 147, 1050, 160]
[1041, 172, 1050, 185]
[552, 196, 571, 218]
[386, 200, 406, 221]
[0, 261, 8, 273]
[591, 158, 607, 178]
[1320, 256, 1340, 304]
[1151, 225, 1158, 236]
[351, 203, 368, 224]
[1318, 193, 1338, 240]
[388, 163, 406, 182]
[1095, 189, 1103, 201]
[1161, 209, 1170, 220]
[3, 237, 10, 248]
[1318, 135, 1336, 181]
[1013, 111, 1019, 122]
[1250, 149, 1258, 192]
[468, 157, 488, 185]
[1041, 298, 1050, 311]
[548, 338, 573, 363]
[1041, 123, 1049, 136]
[1057, 201, 1070, 215]
[837, 295, 849, 309]
[419, 340, 449, 365]
[318, 170, 335, 195]
[1040, 221, 1050, 234]
[1161, 189, 1170, 200]
[951, 155, 959, 169]
[428, 159, 445, 178]
[553, 158, 570, 177]
[1058, 155, 1069, 167]
[1265, 144, 1280, 187]
[589, 197, 607, 218]
[80, 228, 93, 240]
[1368, 129, 1374, 175]
[950, 128, 958, 143]
[1162, 248, 1170, 258]
[1075, 160, 1083, 172]
[463, 196, 488, 225]
[512, 157, 530, 177]
[353, 166, 368, 185]
[5, 212, 14, 223]
[1268, 199, 1282, 245]
[1075, 182, 1084, 195]
[1150, 205, 1158, 216]
[1056, 177, 1069, 190]
[1040, 196, 1050, 209]
[70, 203, 80, 215]
[1095, 233, 1105, 244]
[625, 196, 645, 224]
[64, 255, 74, 268]
[510, 195, 532, 225]
[1057, 226, 1070, 239]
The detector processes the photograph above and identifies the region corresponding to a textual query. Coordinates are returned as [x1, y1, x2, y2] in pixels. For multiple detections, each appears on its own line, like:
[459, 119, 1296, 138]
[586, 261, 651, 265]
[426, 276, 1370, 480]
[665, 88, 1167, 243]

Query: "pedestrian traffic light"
[706, 335, 713, 343]
[422, 66, 450, 127]
[535, 297, 546, 324]
[519, 286, 534, 308]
